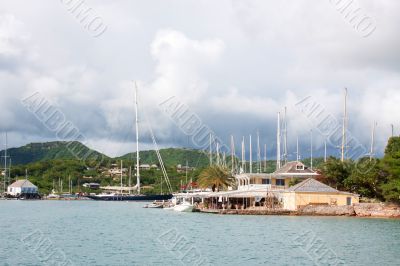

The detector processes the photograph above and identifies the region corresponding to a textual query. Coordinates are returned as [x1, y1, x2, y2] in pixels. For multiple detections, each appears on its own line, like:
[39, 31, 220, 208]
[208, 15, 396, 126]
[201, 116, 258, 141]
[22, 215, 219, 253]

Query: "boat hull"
[87, 194, 173, 201]
[173, 203, 194, 212]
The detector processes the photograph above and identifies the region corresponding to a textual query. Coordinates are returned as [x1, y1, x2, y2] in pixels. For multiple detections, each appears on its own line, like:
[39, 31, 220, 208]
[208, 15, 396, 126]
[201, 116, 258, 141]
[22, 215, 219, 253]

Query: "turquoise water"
[0, 201, 399, 266]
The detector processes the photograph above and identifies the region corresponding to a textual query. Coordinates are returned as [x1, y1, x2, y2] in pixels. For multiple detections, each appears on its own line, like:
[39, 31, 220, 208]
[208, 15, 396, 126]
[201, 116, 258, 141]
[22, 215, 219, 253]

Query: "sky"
[0, 0, 399, 160]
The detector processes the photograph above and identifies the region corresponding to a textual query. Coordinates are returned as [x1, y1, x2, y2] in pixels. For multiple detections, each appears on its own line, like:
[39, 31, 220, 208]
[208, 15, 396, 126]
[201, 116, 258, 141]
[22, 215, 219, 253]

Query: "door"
[346, 197, 352, 205]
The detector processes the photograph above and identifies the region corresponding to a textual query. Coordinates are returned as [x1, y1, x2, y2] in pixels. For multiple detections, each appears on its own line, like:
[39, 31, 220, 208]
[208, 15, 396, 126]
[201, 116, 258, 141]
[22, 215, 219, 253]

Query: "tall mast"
[310, 130, 313, 170]
[276, 112, 281, 170]
[341, 88, 348, 162]
[185, 136, 188, 185]
[283, 107, 288, 165]
[3, 132, 7, 192]
[120, 160, 123, 194]
[296, 136, 300, 162]
[69, 175, 71, 194]
[128, 166, 132, 194]
[324, 140, 327, 162]
[134, 82, 140, 194]
[249, 134, 253, 174]
[241, 136, 245, 172]
[370, 121, 377, 161]
[263, 143, 267, 172]
[391, 124, 394, 138]
[257, 131, 261, 173]
[209, 133, 213, 166]
[216, 142, 220, 166]
[230, 135, 235, 173]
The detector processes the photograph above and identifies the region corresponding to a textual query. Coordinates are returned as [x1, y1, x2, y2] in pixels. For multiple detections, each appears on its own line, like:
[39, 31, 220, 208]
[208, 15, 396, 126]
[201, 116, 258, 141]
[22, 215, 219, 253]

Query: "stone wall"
[297, 203, 400, 218]
[354, 203, 400, 218]
[199, 203, 400, 218]
[298, 205, 355, 216]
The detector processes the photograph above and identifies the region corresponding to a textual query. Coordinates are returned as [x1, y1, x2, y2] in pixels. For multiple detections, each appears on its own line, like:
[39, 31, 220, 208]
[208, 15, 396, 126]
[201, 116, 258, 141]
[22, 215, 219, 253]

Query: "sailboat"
[87, 83, 173, 201]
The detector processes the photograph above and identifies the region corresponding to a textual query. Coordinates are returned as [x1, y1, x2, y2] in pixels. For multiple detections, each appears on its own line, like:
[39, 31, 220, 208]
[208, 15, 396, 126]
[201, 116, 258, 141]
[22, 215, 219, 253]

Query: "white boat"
[46, 193, 60, 199]
[144, 202, 163, 209]
[173, 201, 194, 212]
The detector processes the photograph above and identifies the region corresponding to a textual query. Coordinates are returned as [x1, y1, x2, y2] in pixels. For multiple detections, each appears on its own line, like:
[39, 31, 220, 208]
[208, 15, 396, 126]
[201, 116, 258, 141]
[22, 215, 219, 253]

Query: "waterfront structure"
[282, 178, 359, 210]
[177, 159, 358, 212]
[235, 161, 319, 190]
[7, 180, 38, 197]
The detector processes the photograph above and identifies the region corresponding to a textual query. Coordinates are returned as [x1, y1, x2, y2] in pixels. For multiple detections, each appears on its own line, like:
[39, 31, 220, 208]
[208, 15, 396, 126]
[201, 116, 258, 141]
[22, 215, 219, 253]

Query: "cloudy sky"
[0, 0, 399, 160]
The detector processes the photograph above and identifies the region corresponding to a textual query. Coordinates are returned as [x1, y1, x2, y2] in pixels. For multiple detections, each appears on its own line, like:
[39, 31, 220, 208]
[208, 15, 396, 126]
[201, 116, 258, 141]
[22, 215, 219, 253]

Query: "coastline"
[196, 203, 400, 219]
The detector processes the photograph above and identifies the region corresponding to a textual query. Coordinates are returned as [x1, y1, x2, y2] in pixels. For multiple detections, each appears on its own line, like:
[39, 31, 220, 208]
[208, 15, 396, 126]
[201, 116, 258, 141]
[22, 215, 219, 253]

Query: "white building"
[7, 180, 38, 196]
[235, 161, 319, 191]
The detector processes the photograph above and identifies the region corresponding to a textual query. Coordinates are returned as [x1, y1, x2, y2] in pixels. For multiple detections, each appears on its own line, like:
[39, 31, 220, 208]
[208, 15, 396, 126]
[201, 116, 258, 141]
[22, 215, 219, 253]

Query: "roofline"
[273, 173, 319, 176]
[284, 191, 357, 196]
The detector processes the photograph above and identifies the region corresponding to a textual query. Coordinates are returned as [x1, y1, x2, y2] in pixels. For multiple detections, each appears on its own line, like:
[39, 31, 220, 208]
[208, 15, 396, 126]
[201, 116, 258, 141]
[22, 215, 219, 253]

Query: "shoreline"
[196, 203, 400, 219]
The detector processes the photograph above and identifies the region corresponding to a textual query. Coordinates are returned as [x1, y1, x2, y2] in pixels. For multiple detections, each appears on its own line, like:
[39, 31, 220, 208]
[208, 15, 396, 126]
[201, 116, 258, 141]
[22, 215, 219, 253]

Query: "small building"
[176, 164, 195, 173]
[7, 180, 38, 197]
[282, 178, 359, 210]
[236, 161, 319, 190]
[139, 164, 151, 170]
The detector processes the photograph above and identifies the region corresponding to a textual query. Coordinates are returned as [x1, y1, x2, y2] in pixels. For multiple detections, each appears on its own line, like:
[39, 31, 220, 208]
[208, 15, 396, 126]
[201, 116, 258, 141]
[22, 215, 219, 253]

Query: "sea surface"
[0, 201, 399, 266]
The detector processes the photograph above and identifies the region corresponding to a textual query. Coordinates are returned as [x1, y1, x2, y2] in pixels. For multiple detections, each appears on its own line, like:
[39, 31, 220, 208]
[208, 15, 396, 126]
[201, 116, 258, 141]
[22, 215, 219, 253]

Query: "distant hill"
[1, 141, 108, 165]
[0, 140, 325, 170]
[117, 148, 210, 168]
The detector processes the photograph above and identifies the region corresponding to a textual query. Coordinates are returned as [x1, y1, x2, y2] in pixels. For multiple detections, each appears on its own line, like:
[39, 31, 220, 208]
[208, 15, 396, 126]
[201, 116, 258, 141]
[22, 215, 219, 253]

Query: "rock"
[354, 203, 400, 218]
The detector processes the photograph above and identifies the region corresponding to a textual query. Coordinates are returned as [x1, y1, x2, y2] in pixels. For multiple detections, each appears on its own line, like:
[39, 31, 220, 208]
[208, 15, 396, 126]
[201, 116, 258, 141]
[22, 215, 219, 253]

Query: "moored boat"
[87, 83, 174, 202]
[173, 201, 194, 212]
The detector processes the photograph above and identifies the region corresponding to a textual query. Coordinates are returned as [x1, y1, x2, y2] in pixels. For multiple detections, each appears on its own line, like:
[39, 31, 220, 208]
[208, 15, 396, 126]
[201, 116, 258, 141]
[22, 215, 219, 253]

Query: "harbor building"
[177, 161, 359, 212]
[235, 161, 319, 190]
[282, 178, 359, 210]
[7, 179, 39, 198]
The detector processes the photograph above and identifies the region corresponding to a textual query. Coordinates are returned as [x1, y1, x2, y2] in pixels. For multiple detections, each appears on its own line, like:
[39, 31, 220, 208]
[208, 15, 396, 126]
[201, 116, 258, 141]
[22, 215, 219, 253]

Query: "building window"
[276, 179, 285, 186]
[262, 179, 270, 184]
[296, 164, 304, 170]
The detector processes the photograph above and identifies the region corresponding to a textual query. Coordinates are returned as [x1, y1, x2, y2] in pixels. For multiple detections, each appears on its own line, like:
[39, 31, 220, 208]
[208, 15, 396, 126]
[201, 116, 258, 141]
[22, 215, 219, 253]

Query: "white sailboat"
[88, 82, 173, 201]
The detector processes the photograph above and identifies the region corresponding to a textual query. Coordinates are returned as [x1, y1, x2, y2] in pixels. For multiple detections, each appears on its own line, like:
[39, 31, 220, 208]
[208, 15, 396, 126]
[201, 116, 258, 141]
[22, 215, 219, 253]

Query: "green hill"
[117, 148, 210, 168]
[1, 141, 108, 165]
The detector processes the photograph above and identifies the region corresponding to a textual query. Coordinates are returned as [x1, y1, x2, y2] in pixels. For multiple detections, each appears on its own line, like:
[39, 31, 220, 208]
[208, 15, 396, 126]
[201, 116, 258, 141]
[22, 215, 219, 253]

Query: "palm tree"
[198, 165, 233, 192]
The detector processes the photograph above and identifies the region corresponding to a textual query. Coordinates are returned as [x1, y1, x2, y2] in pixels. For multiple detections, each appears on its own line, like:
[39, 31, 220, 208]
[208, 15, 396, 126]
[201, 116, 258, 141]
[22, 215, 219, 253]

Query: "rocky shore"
[299, 203, 400, 218]
[199, 203, 400, 218]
